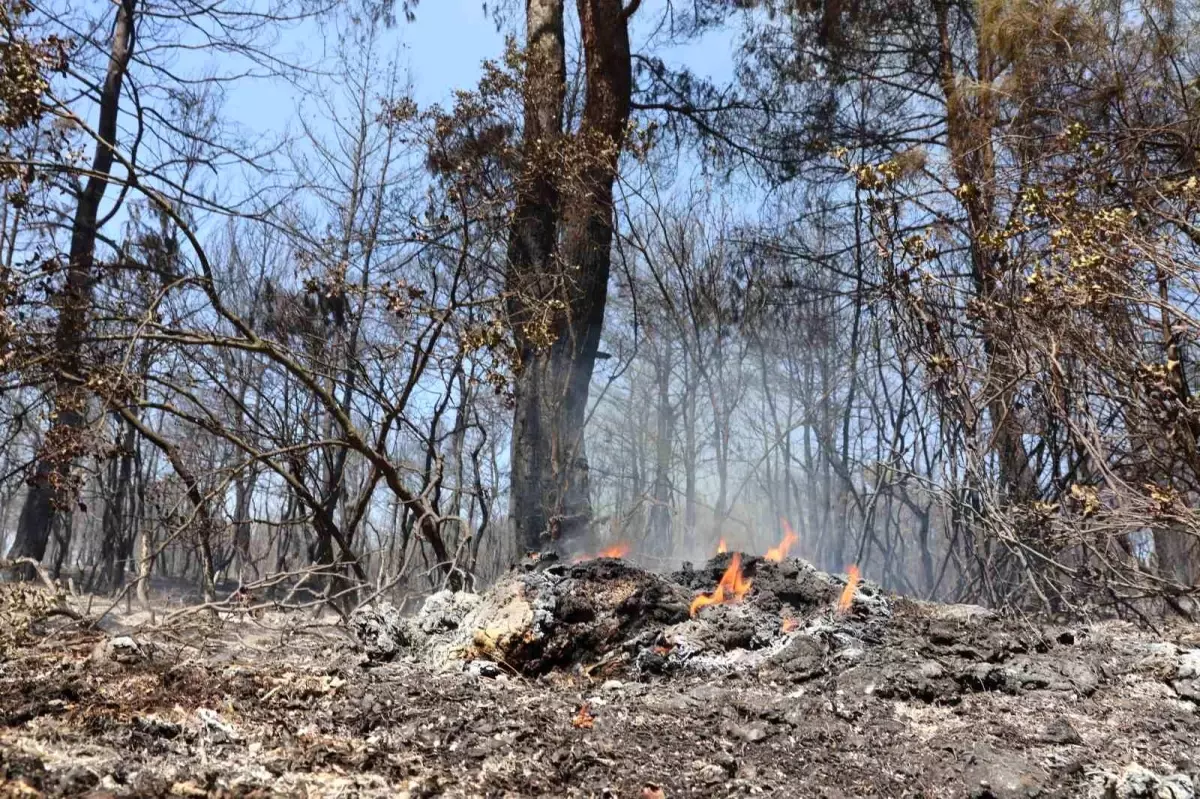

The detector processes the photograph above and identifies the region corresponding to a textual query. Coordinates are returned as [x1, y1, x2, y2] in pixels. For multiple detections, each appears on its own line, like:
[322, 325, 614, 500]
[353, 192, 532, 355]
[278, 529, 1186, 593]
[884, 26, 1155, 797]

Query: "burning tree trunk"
[506, 0, 636, 555]
[9, 0, 136, 573]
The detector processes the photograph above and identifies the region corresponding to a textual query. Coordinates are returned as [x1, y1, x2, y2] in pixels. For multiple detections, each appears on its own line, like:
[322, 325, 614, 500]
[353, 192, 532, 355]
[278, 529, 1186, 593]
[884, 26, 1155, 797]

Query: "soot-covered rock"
[352, 557, 693, 676]
[349, 602, 410, 662]
[468, 557, 692, 674]
[762, 633, 828, 681]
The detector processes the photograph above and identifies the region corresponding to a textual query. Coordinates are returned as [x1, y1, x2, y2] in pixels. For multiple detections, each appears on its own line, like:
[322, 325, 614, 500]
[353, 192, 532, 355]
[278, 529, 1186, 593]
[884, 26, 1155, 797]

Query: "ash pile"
[350, 551, 890, 681]
[350, 549, 1200, 714]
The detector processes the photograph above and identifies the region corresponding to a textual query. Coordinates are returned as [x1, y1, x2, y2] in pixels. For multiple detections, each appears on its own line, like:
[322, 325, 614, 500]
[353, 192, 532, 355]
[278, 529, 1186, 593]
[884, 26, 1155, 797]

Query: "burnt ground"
[1, 562, 1198, 798]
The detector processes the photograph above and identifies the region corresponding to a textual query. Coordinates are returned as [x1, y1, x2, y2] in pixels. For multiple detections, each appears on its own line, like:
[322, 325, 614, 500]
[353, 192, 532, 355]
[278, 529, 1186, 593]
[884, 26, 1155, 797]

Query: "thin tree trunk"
[9, 0, 136, 574]
[117, 408, 218, 607]
[933, 0, 1036, 503]
[648, 343, 673, 552]
[682, 371, 698, 549]
[99, 414, 136, 590]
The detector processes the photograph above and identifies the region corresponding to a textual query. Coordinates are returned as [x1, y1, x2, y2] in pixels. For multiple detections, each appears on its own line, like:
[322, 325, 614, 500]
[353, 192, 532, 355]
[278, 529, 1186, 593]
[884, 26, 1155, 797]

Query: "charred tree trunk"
[98, 415, 136, 591]
[1151, 268, 1200, 588]
[506, 0, 567, 555]
[682, 362, 698, 550]
[116, 408, 218, 607]
[231, 469, 257, 581]
[648, 343, 673, 551]
[506, 0, 635, 555]
[9, 0, 136, 574]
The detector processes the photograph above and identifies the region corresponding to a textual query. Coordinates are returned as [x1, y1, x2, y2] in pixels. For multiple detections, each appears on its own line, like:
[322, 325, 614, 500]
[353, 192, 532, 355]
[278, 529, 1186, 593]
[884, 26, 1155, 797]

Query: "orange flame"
[781, 615, 799, 633]
[837, 565, 861, 614]
[599, 542, 630, 559]
[716, 538, 728, 554]
[572, 702, 595, 729]
[764, 518, 799, 562]
[689, 552, 753, 617]
[573, 542, 631, 563]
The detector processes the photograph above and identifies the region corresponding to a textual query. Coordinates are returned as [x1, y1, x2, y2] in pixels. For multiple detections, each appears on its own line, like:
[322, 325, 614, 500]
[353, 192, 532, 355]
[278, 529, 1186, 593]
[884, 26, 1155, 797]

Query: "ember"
[764, 518, 799, 562]
[689, 552, 753, 616]
[837, 564, 861, 614]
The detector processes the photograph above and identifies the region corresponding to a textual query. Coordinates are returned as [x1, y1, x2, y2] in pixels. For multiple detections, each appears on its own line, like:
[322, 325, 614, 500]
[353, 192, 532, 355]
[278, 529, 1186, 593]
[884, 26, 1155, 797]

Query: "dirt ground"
[1, 577, 1198, 798]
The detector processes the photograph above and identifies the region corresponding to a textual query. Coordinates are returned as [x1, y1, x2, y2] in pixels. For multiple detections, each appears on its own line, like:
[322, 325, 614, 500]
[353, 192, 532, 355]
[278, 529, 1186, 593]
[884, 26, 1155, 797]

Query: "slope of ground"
[0, 562, 1197, 798]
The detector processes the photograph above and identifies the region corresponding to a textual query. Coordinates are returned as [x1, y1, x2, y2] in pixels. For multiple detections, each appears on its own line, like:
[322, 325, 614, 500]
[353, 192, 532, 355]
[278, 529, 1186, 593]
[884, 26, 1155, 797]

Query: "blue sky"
[398, 0, 738, 104]
[174, 0, 746, 266]
[70, 0, 747, 291]
[212, 0, 738, 146]
[404, 0, 507, 104]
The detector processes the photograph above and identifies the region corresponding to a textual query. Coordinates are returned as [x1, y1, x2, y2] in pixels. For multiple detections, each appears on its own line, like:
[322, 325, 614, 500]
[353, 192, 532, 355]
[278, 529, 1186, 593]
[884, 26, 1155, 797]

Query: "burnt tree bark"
[97, 415, 136, 590]
[116, 407, 219, 607]
[648, 340, 674, 551]
[506, 0, 635, 554]
[9, 0, 136, 572]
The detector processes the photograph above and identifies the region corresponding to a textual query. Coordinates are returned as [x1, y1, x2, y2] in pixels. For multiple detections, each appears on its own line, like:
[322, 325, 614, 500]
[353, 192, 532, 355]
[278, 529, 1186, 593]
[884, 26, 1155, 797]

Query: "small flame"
[573, 542, 631, 563]
[689, 552, 753, 617]
[764, 518, 799, 562]
[599, 542, 630, 559]
[837, 564, 861, 614]
[716, 538, 728, 554]
[781, 615, 799, 633]
[572, 702, 595, 729]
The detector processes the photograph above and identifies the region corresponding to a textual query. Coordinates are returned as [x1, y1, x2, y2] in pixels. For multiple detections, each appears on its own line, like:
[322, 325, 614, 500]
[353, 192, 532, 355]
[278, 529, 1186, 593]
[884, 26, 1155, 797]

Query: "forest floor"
[0, 563, 1198, 798]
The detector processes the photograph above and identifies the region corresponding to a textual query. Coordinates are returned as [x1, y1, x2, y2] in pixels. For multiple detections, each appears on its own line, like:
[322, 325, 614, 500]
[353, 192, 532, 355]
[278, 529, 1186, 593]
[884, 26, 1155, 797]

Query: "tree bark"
[933, 0, 1037, 503]
[116, 408, 218, 607]
[648, 342, 674, 552]
[9, 0, 136, 573]
[506, 0, 634, 555]
[98, 415, 136, 590]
